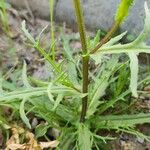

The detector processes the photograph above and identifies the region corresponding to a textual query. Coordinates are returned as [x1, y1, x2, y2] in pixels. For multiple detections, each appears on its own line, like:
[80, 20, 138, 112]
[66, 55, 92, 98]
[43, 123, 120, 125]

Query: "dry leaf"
[6, 144, 26, 150]
[40, 140, 59, 149]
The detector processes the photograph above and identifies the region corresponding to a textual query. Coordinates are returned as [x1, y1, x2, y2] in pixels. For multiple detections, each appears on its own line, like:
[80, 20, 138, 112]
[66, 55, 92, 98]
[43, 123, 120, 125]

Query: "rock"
[55, 0, 119, 31]
[7, 0, 54, 19]
[8, 0, 150, 40]
[56, 0, 150, 36]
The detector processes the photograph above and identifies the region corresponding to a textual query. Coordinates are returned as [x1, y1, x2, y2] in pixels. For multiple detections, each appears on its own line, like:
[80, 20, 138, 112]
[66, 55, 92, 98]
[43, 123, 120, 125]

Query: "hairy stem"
[73, 0, 89, 122]
[90, 22, 120, 54]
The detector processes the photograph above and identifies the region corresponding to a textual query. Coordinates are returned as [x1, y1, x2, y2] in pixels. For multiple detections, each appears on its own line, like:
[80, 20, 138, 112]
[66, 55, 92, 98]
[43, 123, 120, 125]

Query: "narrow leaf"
[128, 52, 138, 97]
[78, 124, 92, 150]
[21, 20, 35, 44]
[22, 61, 32, 88]
[19, 98, 31, 129]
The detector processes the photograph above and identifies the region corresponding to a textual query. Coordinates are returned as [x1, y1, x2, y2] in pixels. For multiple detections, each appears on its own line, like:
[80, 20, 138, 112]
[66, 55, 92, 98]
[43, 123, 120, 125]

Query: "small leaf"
[35, 124, 50, 138]
[21, 20, 35, 44]
[52, 94, 64, 111]
[47, 83, 55, 102]
[20, 98, 31, 129]
[22, 61, 32, 88]
[103, 31, 127, 47]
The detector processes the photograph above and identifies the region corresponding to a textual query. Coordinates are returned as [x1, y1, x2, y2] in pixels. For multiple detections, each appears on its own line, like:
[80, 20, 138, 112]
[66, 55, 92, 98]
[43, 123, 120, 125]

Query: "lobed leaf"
[91, 2, 150, 97]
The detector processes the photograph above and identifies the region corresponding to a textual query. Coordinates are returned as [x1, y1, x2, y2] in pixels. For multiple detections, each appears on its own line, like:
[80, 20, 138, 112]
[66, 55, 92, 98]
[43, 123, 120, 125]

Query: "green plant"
[0, 0, 9, 34]
[0, 0, 150, 149]
[49, 0, 55, 61]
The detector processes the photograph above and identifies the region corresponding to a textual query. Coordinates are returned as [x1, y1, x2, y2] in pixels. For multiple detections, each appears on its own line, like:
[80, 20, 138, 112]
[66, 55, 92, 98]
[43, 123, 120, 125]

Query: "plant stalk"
[49, 0, 55, 61]
[90, 22, 119, 54]
[73, 0, 89, 122]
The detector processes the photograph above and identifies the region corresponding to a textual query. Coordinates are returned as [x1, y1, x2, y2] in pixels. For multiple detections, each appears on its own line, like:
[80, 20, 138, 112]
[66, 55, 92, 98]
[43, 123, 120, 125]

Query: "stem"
[90, 22, 120, 54]
[73, 0, 89, 122]
[49, 0, 55, 61]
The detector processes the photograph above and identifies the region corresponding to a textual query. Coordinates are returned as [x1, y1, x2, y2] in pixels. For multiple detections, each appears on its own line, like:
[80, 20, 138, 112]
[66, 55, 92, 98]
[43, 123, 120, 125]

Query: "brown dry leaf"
[26, 132, 41, 150]
[6, 143, 26, 150]
[40, 140, 59, 149]
[6, 126, 25, 150]
[6, 125, 59, 150]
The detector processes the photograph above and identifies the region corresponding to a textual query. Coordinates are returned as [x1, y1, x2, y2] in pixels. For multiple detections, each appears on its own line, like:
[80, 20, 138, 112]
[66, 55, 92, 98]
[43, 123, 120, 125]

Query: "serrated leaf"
[94, 113, 150, 129]
[21, 20, 35, 44]
[91, 2, 150, 98]
[78, 124, 92, 150]
[20, 98, 31, 129]
[87, 56, 119, 118]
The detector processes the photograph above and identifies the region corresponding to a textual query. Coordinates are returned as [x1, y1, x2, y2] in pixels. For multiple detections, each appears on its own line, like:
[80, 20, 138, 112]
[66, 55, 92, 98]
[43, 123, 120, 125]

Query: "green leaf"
[22, 61, 32, 88]
[128, 52, 138, 97]
[91, 2, 150, 97]
[61, 33, 79, 85]
[21, 20, 35, 44]
[47, 83, 55, 102]
[93, 113, 150, 129]
[35, 124, 50, 138]
[78, 124, 92, 150]
[115, 0, 134, 23]
[87, 56, 119, 118]
[19, 98, 31, 129]
[104, 31, 127, 47]
[52, 93, 64, 111]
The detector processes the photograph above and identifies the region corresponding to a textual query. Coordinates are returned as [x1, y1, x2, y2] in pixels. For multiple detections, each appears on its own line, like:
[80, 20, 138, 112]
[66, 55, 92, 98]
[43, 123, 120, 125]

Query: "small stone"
[137, 137, 144, 144]
[31, 118, 38, 128]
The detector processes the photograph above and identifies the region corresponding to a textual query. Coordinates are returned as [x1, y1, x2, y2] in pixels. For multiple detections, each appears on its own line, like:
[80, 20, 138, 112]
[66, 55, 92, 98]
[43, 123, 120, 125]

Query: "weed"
[0, 0, 150, 149]
[0, 0, 9, 35]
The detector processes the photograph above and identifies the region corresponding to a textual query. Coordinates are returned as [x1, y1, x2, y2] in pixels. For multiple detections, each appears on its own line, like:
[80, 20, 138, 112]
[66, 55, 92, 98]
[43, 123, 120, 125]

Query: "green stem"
[73, 0, 89, 122]
[49, 0, 55, 61]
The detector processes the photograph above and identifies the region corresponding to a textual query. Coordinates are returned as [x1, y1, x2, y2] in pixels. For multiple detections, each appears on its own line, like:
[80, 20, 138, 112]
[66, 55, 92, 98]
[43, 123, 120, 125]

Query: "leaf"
[35, 124, 50, 138]
[40, 140, 59, 149]
[19, 98, 31, 129]
[78, 124, 92, 150]
[21, 20, 35, 44]
[93, 113, 150, 129]
[115, 0, 134, 23]
[103, 31, 127, 47]
[92, 2, 150, 55]
[61, 33, 79, 85]
[88, 30, 101, 49]
[87, 56, 119, 118]
[128, 52, 138, 97]
[52, 93, 64, 111]
[91, 2, 150, 98]
[22, 61, 32, 88]
[47, 83, 55, 102]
